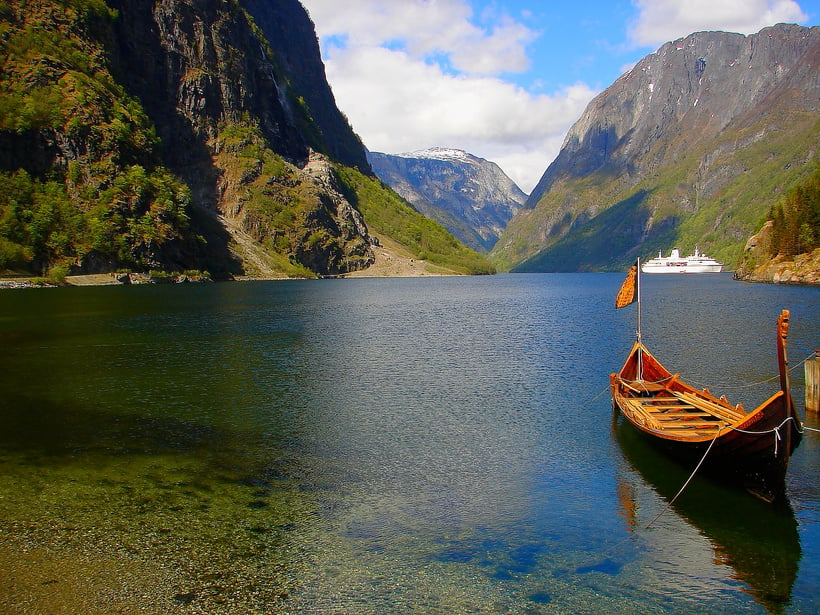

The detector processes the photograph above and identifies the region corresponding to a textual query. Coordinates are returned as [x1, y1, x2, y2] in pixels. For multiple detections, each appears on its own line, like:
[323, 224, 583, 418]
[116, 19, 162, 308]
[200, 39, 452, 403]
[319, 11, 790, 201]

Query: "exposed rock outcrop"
[734, 222, 819, 284]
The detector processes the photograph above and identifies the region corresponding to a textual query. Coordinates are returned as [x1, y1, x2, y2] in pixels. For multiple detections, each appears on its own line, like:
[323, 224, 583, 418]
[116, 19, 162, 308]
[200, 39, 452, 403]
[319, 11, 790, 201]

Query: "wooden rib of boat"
[610, 261, 802, 502]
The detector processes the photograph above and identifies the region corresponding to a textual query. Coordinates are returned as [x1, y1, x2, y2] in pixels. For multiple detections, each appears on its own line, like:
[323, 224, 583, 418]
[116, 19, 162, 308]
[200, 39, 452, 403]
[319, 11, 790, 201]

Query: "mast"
[636, 257, 642, 344]
[636, 257, 643, 381]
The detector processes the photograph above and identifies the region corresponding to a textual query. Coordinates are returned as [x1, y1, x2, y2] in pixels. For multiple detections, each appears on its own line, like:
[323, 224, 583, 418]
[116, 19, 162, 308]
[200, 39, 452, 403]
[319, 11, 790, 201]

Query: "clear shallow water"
[0, 274, 818, 614]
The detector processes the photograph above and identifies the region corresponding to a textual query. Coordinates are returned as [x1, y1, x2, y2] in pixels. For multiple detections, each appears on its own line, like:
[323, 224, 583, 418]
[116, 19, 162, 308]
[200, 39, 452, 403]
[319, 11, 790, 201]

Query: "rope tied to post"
[688, 351, 817, 391]
[722, 415, 820, 451]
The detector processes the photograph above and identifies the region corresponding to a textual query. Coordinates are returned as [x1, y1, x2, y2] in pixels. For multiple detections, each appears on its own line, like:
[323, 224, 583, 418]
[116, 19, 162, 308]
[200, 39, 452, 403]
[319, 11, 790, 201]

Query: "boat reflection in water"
[614, 418, 801, 614]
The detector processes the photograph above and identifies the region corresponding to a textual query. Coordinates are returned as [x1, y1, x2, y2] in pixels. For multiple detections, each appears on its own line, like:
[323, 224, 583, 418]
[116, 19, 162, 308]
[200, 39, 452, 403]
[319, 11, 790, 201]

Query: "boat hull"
[614, 420, 801, 611]
[609, 321, 802, 502]
[613, 392, 797, 501]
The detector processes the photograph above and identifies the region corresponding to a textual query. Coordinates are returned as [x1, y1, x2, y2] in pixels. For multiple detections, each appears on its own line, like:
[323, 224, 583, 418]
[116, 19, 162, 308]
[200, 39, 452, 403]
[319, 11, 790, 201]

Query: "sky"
[299, 0, 819, 193]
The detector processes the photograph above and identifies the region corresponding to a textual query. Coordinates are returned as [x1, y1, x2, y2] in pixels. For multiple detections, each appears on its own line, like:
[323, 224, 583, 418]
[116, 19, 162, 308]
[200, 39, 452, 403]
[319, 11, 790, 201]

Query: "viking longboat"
[609, 260, 803, 502]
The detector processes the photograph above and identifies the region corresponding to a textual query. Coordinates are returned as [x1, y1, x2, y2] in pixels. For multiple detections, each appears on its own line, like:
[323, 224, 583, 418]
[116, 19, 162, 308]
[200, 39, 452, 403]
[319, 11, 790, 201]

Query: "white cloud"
[628, 0, 808, 47]
[302, 0, 536, 76]
[300, 0, 595, 193]
[322, 44, 596, 193]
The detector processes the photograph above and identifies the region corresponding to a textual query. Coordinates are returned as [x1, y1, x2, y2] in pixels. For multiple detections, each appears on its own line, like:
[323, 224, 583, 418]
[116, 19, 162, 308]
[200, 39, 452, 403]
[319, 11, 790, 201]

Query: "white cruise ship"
[641, 247, 723, 274]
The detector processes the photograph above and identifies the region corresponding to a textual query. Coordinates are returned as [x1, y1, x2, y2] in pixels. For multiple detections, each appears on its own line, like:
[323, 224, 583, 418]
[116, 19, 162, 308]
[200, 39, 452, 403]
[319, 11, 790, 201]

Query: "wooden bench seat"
[654, 412, 714, 420]
[645, 403, 692, 409]
[618, 397, 662, 429]
[672, 391, 746, 423]
[645, 407, 709, 415]
[660, 424, 723, 431]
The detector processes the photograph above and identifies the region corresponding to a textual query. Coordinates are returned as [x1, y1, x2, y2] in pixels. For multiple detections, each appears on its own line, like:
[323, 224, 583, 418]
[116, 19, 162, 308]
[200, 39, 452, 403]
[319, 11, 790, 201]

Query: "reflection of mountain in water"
[614, 418, 801, 614]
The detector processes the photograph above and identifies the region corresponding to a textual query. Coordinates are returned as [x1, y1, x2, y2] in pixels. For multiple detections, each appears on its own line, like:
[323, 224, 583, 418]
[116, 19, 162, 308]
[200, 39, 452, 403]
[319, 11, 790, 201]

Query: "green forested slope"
[0, 1, 197, 278]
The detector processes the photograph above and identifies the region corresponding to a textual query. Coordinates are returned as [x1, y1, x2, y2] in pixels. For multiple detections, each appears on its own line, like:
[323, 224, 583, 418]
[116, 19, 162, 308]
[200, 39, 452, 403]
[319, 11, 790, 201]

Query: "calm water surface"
[0, 274, 818, 614]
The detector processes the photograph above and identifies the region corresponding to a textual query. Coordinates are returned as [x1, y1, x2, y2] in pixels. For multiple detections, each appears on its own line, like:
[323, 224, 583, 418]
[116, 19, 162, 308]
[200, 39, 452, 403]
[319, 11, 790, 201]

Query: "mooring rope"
[727, 415, 820, 449]
[582, 385, 611, 408]
[689, 351, 817, 391]
[729, 417, 784, 454]
[643, 428, 722, 529]
[643, 414, 819, 530]
[585, 359, 820, 533]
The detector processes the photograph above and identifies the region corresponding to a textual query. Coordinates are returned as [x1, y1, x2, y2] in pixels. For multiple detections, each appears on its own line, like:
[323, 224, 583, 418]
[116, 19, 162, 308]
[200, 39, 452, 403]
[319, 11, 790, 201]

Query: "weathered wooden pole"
[806, 350, 820, 413]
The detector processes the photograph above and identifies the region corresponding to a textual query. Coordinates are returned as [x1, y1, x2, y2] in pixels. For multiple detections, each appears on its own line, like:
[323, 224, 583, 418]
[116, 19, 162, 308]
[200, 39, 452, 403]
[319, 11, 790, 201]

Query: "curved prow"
[776, 309, 802, 464]
[777, 310, 791, 397]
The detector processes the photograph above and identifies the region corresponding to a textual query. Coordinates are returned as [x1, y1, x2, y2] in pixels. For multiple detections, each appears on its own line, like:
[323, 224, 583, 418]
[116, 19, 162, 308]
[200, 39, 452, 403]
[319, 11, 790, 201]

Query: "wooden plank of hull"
[613, 387, 794, 451]
[617, 412, 793, 501]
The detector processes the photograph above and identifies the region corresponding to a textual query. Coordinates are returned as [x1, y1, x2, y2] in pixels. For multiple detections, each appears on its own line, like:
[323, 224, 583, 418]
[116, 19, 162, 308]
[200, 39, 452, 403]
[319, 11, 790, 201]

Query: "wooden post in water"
[806, 351, 820, 413]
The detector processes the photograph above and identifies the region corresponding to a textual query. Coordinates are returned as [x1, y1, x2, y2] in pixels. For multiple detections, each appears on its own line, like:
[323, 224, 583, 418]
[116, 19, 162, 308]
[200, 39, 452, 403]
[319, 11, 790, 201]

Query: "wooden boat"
[610, 261, 802, 502]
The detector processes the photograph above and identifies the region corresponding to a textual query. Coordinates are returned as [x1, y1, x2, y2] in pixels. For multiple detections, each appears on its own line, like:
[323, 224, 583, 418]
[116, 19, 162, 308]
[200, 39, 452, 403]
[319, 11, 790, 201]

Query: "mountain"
[491, 23, 819, 272]
[0, 0, 491, 279]
[368, 148, 528, 253]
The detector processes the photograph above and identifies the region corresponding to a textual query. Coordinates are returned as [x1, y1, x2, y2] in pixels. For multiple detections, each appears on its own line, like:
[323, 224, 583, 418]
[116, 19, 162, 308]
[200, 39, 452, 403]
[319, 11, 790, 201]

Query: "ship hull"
[641, 262, 723, 273]
[641, 248, 723, 273]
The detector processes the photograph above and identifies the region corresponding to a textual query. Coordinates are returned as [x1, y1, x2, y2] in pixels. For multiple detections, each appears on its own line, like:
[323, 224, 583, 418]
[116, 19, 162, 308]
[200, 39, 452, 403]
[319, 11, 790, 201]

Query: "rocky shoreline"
[0, 272, 214, 289]
[4, 247, 818, 288]
[0, 237, 456, 288]
[734, 248, 820, 285]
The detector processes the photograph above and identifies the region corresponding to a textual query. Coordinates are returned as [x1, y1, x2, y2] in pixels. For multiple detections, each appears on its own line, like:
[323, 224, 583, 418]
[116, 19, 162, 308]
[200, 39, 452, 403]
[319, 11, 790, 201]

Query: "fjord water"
[0, 274, 817, 614]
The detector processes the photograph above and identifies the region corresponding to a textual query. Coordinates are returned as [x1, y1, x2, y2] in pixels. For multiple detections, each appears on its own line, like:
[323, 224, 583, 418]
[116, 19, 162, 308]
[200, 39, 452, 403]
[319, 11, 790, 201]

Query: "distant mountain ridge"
[368, 148, 527, 252]
[491, 23, 819, 272]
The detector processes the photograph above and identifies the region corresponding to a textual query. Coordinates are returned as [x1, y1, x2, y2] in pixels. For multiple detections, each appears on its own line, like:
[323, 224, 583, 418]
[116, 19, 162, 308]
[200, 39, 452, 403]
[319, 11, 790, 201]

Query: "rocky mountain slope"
[0, 0, 490, 278]
[368, 148, 527, 252]
[492, 23, 819, 272]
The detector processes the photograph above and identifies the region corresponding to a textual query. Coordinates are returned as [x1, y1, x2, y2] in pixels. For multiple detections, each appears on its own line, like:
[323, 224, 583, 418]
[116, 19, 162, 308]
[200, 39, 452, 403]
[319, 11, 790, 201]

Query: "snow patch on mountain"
[396, 147, 475, 162]
[367, 148, 528, 253]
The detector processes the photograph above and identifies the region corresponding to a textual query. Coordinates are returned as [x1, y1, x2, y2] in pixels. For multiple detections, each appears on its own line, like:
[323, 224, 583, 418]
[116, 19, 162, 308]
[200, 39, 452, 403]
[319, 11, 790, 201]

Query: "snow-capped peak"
[396, 147, 473, 162]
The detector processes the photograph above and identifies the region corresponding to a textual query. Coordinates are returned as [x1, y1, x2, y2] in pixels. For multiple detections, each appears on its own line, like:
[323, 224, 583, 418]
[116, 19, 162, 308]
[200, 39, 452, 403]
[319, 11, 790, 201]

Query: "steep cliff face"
[109, 0, 307, 170]
[368, 148, 527, 252]
[493, 24, 819, 272]
[108, 0, 369, 177]
[239, 0, 369, 172]
[105, 0, 375, 276]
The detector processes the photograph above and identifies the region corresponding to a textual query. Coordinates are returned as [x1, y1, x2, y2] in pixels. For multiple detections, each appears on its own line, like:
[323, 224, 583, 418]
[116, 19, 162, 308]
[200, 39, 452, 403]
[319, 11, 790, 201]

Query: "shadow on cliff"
[106, 1, 243, 278]
[513, 189, 679, 272]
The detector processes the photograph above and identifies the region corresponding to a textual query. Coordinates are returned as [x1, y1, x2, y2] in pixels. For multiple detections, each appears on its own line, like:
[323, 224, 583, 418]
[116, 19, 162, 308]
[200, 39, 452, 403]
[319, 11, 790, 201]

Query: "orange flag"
[615, 263, 637, 309]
